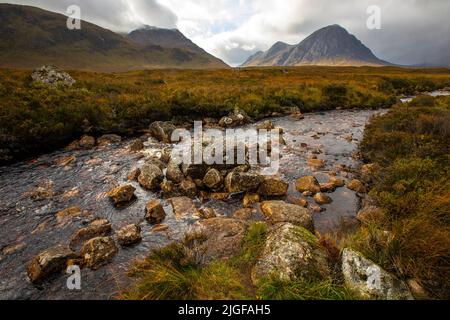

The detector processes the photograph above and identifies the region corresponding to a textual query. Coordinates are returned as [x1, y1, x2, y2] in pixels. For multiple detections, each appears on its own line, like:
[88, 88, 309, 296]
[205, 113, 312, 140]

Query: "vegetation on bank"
[1, 66, 450, 162]
[122, 222, 358, 300]
[344, 95, 450, 299]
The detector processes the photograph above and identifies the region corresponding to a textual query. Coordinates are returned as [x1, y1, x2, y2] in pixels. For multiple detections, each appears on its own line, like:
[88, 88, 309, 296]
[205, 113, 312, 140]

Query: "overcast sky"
[3, 0, 450, 66]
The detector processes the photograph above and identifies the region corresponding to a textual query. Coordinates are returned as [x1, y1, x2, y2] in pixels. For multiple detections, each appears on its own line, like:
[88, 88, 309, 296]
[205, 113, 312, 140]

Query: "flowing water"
[0, 107, 414, 300]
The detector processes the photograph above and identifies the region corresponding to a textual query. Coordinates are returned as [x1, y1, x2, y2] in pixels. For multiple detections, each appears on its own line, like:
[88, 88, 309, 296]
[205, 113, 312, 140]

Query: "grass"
[1, 66, 450, 162]
[123, 222, 359, 300]
[343, 95, 450, 299]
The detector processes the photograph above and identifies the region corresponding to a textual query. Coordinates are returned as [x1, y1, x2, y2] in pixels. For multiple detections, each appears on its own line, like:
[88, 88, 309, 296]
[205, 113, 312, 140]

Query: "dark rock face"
[242, 25, 389, 67]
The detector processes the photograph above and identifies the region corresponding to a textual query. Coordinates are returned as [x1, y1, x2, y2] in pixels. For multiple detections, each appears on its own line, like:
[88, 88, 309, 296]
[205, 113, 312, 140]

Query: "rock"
[185, 218, 247, 265]
[260, 201, 314, 231]
[78, 135, 96, 149]
[310, 204, 325, 213]
[81, 237, 118, 270]
[291, 112, 305, 120]
[146, 157, 166, 171]
[180, 179, 197, 198]
[203, 169, 223, 190]
[258, 177, 289, 196]
[56, 155, 76, 167]
[307, 158, 325, 169]
[314, 193, 333, 205]
[256, 120, 274, 130]
[166, 161, 185, 183]
[160, 179, 176, 195]
[169, 197, 200, 220]
[225, 171, 263, 193]
[107, 185, 136, 207]
[181, 163, 209, 180]
[149, 121, 176, 143]
[31, 65, 75, 87]
[218, 108, 251, 128]
[347, 179, 366, 193]
[329, 177, 345, 188]
[342, 248, 413, 300]
[233, 208, 255, 220]
[320, 183, 336, 193]
[56, 206, 82, 225]
[129, 139, 144, 152]
[145, 200, 166, 224]
[69, 220, 112, 251]
[296, 176, 321, 194]
[117, 224, 142, 246]
[138, 163, 164, 190]
[243, 193, 260, 208]
[127, 168, 141, 181]
[286, 196, 308, 207]
[252, 223, 330, 284]
[27, 245, 78, 283]
[97, 134, 121, 146]
[199, 208, 217, 219]
[357, 205, 384, 224]
[209, 192, 230, 201]
[29, 180, 54, 201]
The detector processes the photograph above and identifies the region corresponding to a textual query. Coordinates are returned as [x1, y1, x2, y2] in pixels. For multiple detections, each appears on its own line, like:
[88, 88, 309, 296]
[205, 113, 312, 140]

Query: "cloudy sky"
[3, 0, 450, 66]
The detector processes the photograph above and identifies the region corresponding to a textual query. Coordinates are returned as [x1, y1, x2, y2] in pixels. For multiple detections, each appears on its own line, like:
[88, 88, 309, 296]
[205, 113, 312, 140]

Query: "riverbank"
[2, 66, 450, 163]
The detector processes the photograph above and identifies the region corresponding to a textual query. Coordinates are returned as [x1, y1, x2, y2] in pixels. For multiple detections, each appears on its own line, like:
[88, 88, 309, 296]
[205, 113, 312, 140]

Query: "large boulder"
[31, 65, 75, 87]
[27, 245, 78, 283]
[258, 177, 289, 196]
[117, 224, 142, 246]
[169, 197, 200, 220]
[145, 200, 166, 224]
[342, 249, 413, 300]
[107, 185, 136, 207]
[225, 171, 263, 193]
[185, 218, 248, 265]
[260, 201, 314, 231]
[81, 237, 118, 270]
[296, 176, 321, 194]
[252, 223, 330, 284]
[138, 163, 164, 190]
[149, 121, 176, 143]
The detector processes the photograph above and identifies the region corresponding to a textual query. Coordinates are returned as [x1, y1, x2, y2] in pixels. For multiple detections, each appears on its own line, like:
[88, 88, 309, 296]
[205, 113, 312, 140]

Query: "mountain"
[0, 4, 228, 72]
[241, 25, 390, 67]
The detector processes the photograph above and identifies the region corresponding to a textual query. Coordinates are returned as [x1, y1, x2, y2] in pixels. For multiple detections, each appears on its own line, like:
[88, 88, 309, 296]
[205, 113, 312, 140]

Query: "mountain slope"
[0, 4, 228, 71]
[242, 25, 389, 67]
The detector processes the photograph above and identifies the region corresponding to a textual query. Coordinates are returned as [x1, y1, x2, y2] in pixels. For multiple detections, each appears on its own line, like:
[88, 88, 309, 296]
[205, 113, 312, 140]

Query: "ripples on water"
[0, 109, 387, 299]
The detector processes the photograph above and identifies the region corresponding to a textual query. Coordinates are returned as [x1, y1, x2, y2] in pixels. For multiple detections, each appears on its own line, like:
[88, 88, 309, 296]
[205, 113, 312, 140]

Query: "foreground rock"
[31, 65, 75, 87]
[166, 161, 185, 183]
[252, 223, 330, 284]
[219, 108, 251, 128]
[149, 121, 176, 143]
[27, 245, 78, 283]
[117, 224, 142, 246]
[185, 218, 247, 265]
[258, 177, 289, 196]
[145, 200, 167, 224]
[296, 176, 321, 194]
[81, 237, 118, 270]
[313, 193, 333, 205]
[169, 197, 200, 220]
[260, 201, 314, 231]
[138, 163, 164, 190]
[203, 169, 223, 190]
[107, 185, 136, 207]
[342, 248, 413, 300]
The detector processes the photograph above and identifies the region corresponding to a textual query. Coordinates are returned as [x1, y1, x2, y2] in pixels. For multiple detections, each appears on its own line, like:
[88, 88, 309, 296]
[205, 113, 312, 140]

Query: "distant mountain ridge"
[241, 25, 390, 67]
[0, 4, 228, 72]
